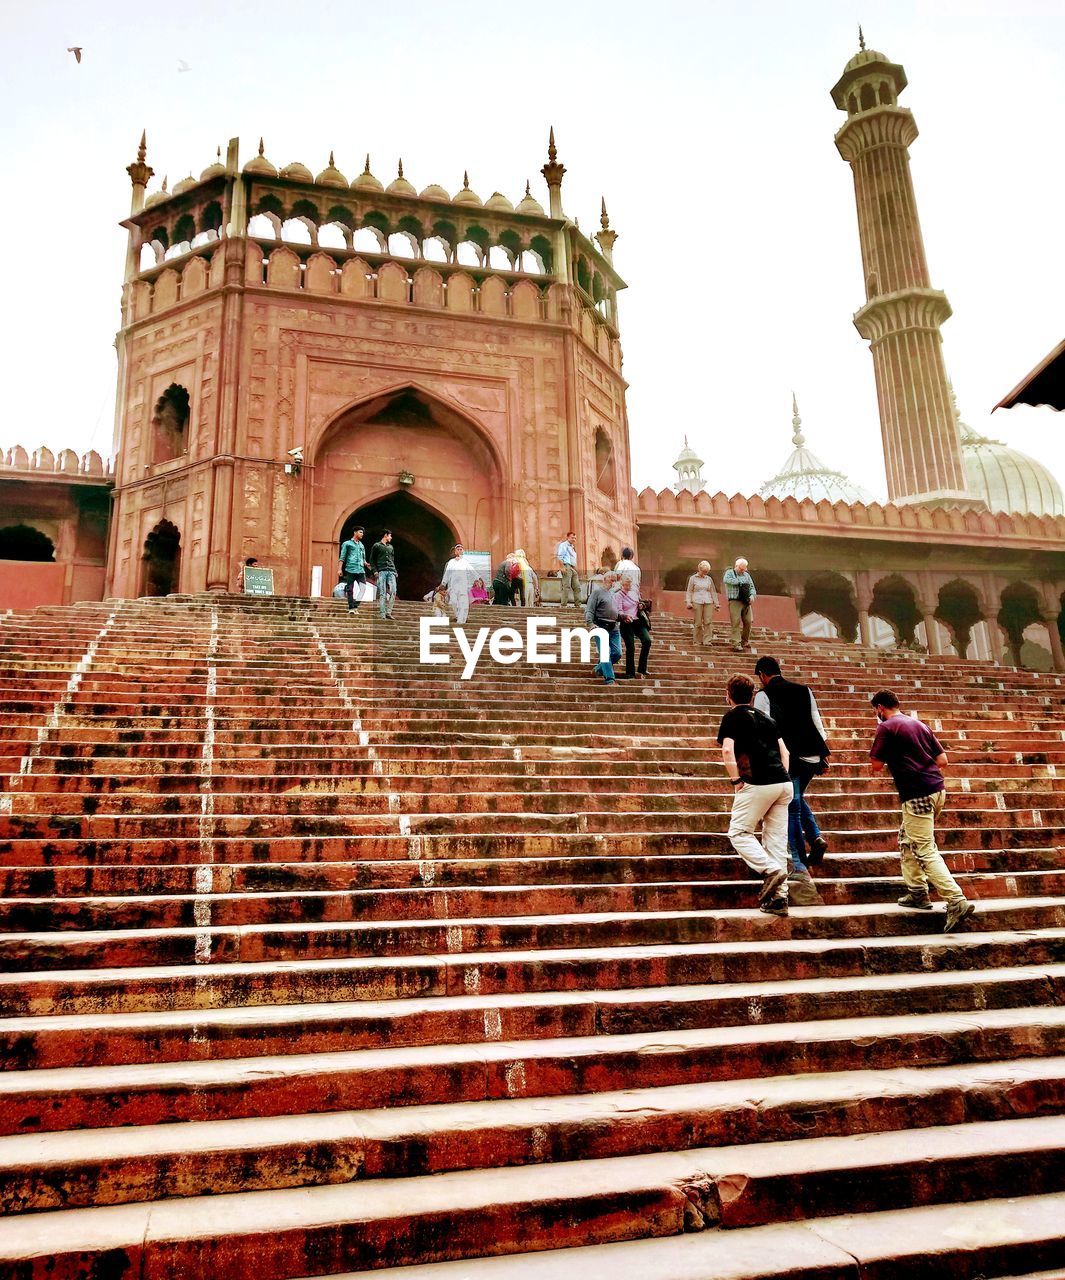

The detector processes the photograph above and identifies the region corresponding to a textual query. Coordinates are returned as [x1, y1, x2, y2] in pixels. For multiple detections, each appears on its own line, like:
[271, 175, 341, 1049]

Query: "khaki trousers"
[559, 565, 581, 606]
[898, 789, 966, 904]
[730, 599, 752, 647]
[728, 780, 792, 885]
[691, 601, 714, 645]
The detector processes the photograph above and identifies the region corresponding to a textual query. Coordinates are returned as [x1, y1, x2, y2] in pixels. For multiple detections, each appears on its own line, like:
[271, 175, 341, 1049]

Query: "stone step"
[301, 1192, 1065, 1280]
[4, 898, 1061, 973]
[1, 1124, 1064, 1277]
[3, 1060, 1063, 1213]
[5, 1005, 1065, 1136]
[4, 871, 1063, 932]
[6, 965, 1062, 1069]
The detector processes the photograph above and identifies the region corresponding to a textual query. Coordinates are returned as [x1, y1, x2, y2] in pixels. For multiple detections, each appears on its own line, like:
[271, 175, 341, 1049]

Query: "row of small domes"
[145, 144, 546, 215]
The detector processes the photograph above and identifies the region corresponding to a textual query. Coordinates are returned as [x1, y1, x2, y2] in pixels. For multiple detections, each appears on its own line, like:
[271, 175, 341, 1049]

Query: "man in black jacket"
[754, 656, 830, 901]
[368, 530, 397, 620]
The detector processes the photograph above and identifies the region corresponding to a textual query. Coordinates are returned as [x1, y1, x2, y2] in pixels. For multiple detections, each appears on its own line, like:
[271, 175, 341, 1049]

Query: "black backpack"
[734, 707, 784, 782]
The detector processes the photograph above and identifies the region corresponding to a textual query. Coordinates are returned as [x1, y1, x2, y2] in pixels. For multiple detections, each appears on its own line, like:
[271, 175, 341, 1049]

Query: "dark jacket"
[369, 540, 396, 573]
[761, 675, 829, 761]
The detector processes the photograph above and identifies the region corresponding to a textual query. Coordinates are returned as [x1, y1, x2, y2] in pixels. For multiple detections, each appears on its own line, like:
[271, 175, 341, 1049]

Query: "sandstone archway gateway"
[339, 491, 458, 602]
[310, 385, 504, 594]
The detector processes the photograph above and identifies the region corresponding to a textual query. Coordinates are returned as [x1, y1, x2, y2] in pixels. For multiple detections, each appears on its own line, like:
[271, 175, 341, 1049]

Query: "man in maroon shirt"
[869, 689, 975, 933]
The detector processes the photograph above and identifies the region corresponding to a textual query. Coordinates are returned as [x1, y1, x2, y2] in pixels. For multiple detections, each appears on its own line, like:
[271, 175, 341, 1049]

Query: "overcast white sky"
[2, 0, 1063, 501]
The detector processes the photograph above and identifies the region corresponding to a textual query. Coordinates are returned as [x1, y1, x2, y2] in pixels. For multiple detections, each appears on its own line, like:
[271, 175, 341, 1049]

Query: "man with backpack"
[723, 557, 757, 651]
[753, 655, 830, 905]
[717, 673, 793, 916]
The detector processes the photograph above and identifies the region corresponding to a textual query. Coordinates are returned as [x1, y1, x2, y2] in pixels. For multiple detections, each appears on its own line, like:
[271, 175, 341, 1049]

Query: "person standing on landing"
[754, 656, 829, 906]
[555, 532, 581, 607]
[338, 527, 367, 613]
[869, 689, 975, 933]
[717, 673, 793, 917]
[685, 561, 719, 646]
[440, 544, 476, 625]
[368, 530, 397, 620]
[723, 558, 756, 651]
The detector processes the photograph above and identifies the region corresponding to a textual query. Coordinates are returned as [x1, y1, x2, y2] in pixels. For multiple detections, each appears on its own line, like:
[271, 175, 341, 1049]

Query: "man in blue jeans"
[368, 529, 397, 620]
[585, 571, 621, 684]
[753, 655, 829, 906]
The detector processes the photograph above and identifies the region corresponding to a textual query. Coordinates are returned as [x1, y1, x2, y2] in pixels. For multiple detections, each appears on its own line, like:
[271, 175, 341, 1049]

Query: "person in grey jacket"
[723, 558, 757, 651]
[585, 571, 621, 685]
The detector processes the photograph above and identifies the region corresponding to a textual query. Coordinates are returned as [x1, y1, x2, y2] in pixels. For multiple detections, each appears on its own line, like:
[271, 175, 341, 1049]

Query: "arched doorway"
[142, 519, 181, 597]
[341, 492, 457, 602]
[0, 524, 55, 561]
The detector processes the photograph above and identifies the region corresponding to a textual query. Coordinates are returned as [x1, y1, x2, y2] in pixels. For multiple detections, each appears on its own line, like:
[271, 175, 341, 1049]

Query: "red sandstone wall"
[0, 561, 68, 610]
[654, 590, 800, 634]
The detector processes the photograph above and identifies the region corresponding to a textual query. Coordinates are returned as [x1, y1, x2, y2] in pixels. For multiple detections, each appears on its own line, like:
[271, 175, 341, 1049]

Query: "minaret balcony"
[853, 287, 952, 343]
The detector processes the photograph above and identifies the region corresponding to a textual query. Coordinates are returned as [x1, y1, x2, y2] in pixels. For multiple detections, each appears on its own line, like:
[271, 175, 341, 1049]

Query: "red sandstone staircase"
[1, 593, 1064, 1278]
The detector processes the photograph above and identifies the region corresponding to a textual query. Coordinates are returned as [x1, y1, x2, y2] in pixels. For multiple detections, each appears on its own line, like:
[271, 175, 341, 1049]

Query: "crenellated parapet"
[0, 446, 112, 481]
[120, 134, 624, 367]
[634, 485, 1065, 549]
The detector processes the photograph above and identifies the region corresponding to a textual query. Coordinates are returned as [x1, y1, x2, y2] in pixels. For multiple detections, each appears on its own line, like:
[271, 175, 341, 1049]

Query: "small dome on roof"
[516, 181, 545, 216]
[315, 152, 347, 187]
[485, 191, 514, 211]
[420, 183, 450, 202]
[173, 173, 198, 195]
[959, 419, 1064, 517]
[243, 140, 277, 177]
[843, 46, 890, 73]
[453, 172, 482, 206]
[351, 155, 383, 192]
[280, 160, 313, 182]
[386, 159, 416, 197]
[200, 148, 225, 181]
[144, 179, 170, 208]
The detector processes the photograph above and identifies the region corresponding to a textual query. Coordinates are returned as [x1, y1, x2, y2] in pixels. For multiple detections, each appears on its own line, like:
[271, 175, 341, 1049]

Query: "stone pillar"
[1042, 611, 1065, 673]
[918, 602, 942, 655]
[831, 47, 976, 509]
[858, 609, 873, 647]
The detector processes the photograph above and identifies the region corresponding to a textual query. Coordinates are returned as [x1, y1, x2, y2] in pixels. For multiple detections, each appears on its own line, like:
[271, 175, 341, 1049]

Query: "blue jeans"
[376, 570, 397, 617]
[595, 628, 622, 682]
[789, 760, 823, 872]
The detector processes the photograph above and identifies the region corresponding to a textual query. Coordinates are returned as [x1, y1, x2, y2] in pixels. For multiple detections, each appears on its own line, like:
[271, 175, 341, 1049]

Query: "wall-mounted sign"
[243, 566, 275, 596]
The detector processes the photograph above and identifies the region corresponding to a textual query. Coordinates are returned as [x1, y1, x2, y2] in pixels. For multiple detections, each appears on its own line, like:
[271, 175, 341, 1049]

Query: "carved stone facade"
[106, 135, 634, 599]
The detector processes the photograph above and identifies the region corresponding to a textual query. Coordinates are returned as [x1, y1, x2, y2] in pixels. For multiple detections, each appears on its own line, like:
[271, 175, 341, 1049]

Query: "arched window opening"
[173, 214, 195, 245]
[151, 383, 191, 465]
[248, 213, 278, 240]
[935, 579, 982, 658]
[149, 225, 169, 251]
[423, 236, 450, 263]
[0, 524, 55, 562]
[354, 226, 385, 254]
[575, 257, 591, 295]
[317, 222, 348, 250]
[999, 582, 1042, 668]
[488, 245, 512, 270]
[594, 427, 617, 500]
[519, 250, 545, 274]
[200, 201, 224, 234]
[142, 519, 181, 597]
[529, 235, 553, 274]
[456, 240, 482, 267]
[387, 231, 418, 258]
[869, 575, 920, 646]
[801, 613, 839, 641]
[139, 242, 160, 271]
[860, 83, 876, 111]
[878, 81, 893, 105]
[281, 218, 313, 245]
[799, 572, 857, 642]
[847, 94, 858, 115]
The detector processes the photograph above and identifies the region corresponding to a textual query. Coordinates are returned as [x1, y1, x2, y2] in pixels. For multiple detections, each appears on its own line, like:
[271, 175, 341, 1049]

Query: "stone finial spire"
[397, 158, 404, 178]
[541, 126, 566, 218]
[364, 154, 371, 173]
[258, 138, 265, 156]
[791, 393, 806, 448]
[595, 196, 618, 260]
[328, 150, 335, 167]
[126, 129, 153, 209]
[858, 25, 866, 51]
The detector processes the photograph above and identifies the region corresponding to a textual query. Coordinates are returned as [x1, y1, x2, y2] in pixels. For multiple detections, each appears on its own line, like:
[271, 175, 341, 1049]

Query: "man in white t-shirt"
[613, 547, 640, 594]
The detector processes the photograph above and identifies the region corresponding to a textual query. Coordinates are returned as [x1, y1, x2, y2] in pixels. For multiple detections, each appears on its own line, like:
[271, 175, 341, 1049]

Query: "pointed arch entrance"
[142, 519, 181, 597]
[341, 492, 458, 602]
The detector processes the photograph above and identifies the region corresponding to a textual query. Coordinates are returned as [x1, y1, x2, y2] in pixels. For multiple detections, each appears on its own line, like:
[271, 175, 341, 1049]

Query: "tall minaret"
[831, 34, 974, 507]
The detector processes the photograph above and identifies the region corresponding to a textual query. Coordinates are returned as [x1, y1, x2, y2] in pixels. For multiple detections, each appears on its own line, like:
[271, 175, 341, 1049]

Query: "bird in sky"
[67, 46, 82, 63]
[177, 59, 191, 72]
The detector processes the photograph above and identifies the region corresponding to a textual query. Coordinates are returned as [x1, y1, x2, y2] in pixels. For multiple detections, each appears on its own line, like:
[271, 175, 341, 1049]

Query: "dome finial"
[600, 197, 610, 230]
[548, 126, 557, 165]
[397, 157, 404, 178]
[525, 179, 531, 196]
[463, 170, 470, 189]
[137, 130, 147, 163]
[364, 153, 371, 173]
[791, 392, 806, 448]
[328, 149, 335, 166]
[858, 24, 866, 51]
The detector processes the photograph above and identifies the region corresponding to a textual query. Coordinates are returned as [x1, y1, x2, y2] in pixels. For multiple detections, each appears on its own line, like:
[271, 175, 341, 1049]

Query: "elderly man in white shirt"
[441, 543, 477, 625]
